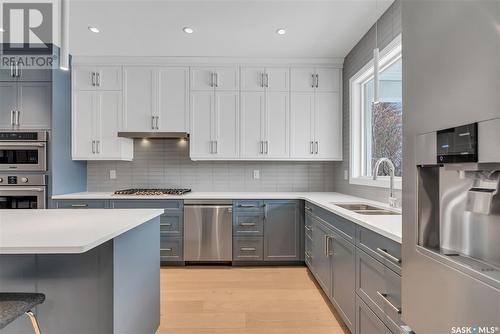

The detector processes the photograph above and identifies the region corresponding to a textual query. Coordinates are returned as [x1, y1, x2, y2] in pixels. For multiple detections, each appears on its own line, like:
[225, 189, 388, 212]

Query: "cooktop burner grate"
[113, 188, 191, 196]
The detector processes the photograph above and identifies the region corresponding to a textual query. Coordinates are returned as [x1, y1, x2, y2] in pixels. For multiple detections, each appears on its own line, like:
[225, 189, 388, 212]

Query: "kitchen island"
[0, 209, 163, 334]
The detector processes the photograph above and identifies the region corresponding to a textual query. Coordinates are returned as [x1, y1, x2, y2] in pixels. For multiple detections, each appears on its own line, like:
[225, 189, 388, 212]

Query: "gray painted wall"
[331, 0, 402, 202]
[87, 139, 336, 192]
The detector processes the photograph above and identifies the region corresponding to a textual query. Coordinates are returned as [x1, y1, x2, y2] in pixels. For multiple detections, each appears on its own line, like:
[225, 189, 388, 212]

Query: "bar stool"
[0, 293, 45, 334]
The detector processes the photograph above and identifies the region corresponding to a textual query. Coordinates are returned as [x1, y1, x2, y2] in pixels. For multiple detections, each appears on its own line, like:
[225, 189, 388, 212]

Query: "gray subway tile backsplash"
[87, 139, 337, 192]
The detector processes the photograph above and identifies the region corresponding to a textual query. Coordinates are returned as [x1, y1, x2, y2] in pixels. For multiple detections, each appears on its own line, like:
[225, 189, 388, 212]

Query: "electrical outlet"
[253, 170, 260, 180]
[344, 170, 349, 180]
[110, 170, 117, 180]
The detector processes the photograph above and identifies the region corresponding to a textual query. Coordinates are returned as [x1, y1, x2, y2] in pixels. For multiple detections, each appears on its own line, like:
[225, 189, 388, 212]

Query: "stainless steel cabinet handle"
[10, 110, 15, 126]
[315, 74, 319, 88]
[376, 248, 401, 264]
[265, 141, 269, 154]
[240, 247, 256, 252]
[305, 225, 312, 231]
[14, 62, 20, 77]
[155, 116, 159, 130]
[96, 72, 101, 87]
[305, 251, 312, 258]
[96, 140, 100, 154]
[210, 73, 214, 87]
[376, 291, 401, 314]
[324, 235, 334, 256]
[151, 116, 155, 130]
[265, 73, 269, 88]
[261, 73, 265, 88]
[238, 204, 257, 208]
[315, 141, 319, 154]
[305, 206, 312, 212]
[10, 62, 14, 77]
[71, 204, 88, 208]
[260, 141, 263, 154]
[15, 110, 20, 126]
[92, 140, 96, 154]
[310, 141, 314, 154]
[210, 141, 213, 154]
[92, 72, 96, 86]
[240, 222, 256, 226]
[311, 74, 315, 88]
[162, 223, 172, 226]
[161, 248, 173, 252]
[215, 72, 219, 87]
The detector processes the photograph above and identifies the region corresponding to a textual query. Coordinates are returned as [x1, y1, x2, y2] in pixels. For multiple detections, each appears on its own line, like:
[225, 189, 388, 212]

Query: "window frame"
[349, 34, 402, 189]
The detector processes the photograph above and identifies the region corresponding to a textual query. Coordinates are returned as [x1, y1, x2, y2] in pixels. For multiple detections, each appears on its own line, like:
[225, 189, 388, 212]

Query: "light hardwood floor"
[158, 266, 350, 334]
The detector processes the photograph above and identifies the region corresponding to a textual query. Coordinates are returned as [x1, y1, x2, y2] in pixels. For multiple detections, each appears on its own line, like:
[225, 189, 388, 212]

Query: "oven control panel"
[0, 175, 46, 185]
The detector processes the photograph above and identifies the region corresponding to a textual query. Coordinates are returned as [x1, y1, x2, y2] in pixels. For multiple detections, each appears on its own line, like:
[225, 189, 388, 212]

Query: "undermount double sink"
[332, 203, 401, 216]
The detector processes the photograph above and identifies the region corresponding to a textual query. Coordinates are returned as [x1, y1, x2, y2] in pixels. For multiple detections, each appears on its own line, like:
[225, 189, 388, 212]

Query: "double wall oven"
[0, 131, 48, 209]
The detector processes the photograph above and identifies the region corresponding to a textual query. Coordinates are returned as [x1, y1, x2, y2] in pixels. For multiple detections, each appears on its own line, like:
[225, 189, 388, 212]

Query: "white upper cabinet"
[265, 92, 289, 158]
[157, 67, 189, 132]
[122, 66, 189, 132]
[315, 68, 341, 92]
[123, 66, 156, 132]
[291, 68, 316, 92]
[291, 92, 315, 158]
[190, 67, 239, 91]
[190, 91, 215, 159]
[17, 82, 52, 129]
[214, 91, 239, 158]
[315, 92, 342, 159]
[241, 67, 289, 92]
[240, 91, 265, 158]
[73, 66, 122, 91]
[72, 90, 133, 160]
[291, 67, 340, 92]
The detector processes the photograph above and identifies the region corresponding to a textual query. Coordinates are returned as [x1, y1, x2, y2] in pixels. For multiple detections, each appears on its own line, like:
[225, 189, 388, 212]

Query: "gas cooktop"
[113, 188, 191, 196]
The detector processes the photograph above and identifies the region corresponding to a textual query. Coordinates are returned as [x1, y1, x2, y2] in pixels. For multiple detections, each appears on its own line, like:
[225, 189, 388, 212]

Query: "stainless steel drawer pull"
[376, 291, 401, 314]
[240, 247, 256, 252]
[151, 116, 155, 130]
[92, 72, 96, 86]
[161, 248, 173, 252]
[376, 248, 401, 264]
[239, 204, 257, 208]
[71, 204, 88, 208]
[325, 235, 334, 256]
[240, 222, 256, 226]
[15, 110, 20, 126]
[10, 110, 15, 126]
[162, 223, 172, 226]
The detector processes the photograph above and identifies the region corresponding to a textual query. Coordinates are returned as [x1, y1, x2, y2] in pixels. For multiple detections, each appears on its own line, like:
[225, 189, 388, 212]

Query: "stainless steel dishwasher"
[183, 199, 233, 262]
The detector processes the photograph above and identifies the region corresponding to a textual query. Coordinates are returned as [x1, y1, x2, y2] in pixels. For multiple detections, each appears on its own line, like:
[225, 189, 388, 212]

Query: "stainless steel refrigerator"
[402, 1, 500, 333]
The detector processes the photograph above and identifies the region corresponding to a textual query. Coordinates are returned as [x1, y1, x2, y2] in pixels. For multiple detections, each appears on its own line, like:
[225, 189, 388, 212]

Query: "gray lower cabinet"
[232, 199, 302, 263]
[310, 216, 333, 295]
[264, 200, 302, 261]
[111, 200, 184, 264]
[356, 295, 392, 334]
[54, 199, 109, 209]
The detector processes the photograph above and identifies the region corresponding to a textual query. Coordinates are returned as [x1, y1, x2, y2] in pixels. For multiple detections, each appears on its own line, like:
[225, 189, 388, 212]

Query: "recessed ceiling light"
[88, 26, 100, 33]
[276, 28, 286, 35]
[183, 27, 194, 34]
[0, 28, 5, 33]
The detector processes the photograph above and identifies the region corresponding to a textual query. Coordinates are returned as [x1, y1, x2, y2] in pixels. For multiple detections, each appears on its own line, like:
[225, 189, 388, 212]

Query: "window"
[349, 35, 402, 189]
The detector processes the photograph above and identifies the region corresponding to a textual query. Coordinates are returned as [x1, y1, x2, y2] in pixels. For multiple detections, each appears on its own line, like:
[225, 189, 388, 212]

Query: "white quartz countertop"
[52, 192, 402, 243]
[0, 209, 164, 254]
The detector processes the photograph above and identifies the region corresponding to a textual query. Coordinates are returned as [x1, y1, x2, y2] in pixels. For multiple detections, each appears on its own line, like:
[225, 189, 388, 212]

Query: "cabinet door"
[240, 67, 265, 91]
[0, 83, 17, 128]
[17, 82, 51, 129]
[356, 296, 392, 334]
[72, 91, 96, 159]
[291, 67, 315, 92]
[95, 66, 122, 90]
[190, 91, 214, 159]
[264, 200, 301, 261]
[315, 92, 342, 160]
[214, 91, 239, 158]
[265, 92, 289, 158]
[123, 66, 156, 131]
[290, 92, 314, 158]
[331, 234, 356, 333]
[240, 91, 265, 158]
[214, 67, 239, 91]
[311, 218, 332, 296]
[265, 67, 289, 92]
[315, 68, 341, 92]
[73, 66, 97, 90]
[190, 67, 215, 91]
[97, 91, 126, 159]
[157, 67, 189, 132]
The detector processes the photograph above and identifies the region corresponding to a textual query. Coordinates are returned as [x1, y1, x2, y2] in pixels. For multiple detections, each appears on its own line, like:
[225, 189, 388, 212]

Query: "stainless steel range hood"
[118, 132, 189, 139]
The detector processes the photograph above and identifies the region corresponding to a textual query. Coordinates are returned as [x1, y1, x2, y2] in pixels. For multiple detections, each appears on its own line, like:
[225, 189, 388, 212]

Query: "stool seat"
[0, 293, 45, 329]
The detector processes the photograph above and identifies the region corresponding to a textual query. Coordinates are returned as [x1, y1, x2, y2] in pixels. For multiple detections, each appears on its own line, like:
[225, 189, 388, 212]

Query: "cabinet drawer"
[233, 200, 264, 212]
[111, 200, 183, 210]
[55, 200, 108, 209]
[233, 213, 264, 236]
[233, 237, 263, 261]
[305, 202, 355, 243]
[356, 295, 392, 334]
[357, 227, 401, 274]
[160, 236, 183, 261]
[357, 249, 402, 332]
[160, 213, 183, 235]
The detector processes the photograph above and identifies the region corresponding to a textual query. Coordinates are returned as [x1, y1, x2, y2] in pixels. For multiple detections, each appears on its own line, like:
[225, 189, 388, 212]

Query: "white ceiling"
[69, 0, 393, 58]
